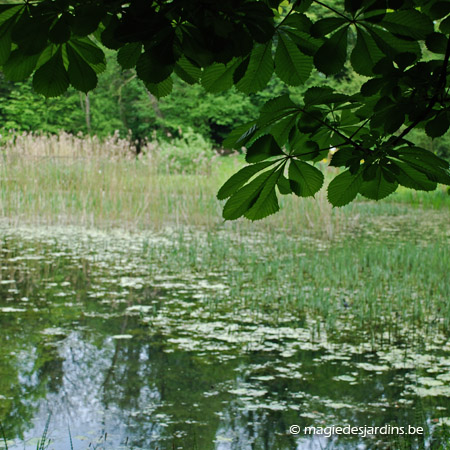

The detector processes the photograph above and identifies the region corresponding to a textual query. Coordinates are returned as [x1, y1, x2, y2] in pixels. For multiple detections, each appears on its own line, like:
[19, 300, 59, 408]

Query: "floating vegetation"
[0, 221, 449, 449]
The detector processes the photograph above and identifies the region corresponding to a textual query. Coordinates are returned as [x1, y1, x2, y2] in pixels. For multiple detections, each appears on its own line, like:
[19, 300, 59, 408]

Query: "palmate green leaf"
[327, 169, 363, 207]
[380, 10, 434, 40]
[201, 60, 238, 93]
[365, 25, 421, 60]
[288, 160, 324, 197]
[71, 3, 104, 37]
[360, 78, 384, 96]
[12, 11, 50, 56]
[295, 0, 313, 14]
[244, 171, 280, 221]
[32, 48, 69, 97]
[425, 32, 447, 54]
[329, 147, 360, 167]
[384, 107, 405, 134]
[282, 13, 312, 33]
[359, 166, 397, 200]
[351, 27, 384, 76]
[48, 16, 71, 44]
[310, 17, 347, 38]
[393, 147, 450, 185]
[0, 6, 22, 63]
[222, 121, 257, 149]
[282, 28, 321, 56]
[0, 17, 14, 64]
[257, 94, 299, 128]
[390, 161, 437, 191]
[233, 56, 250, 83]
[66, 44, 97, 92]
[288, 133, 320, 160]
[277, 173, 293, 195]
[69, 37, 105, 71]
[222, 167, 279, 220]
[136, 51, 173, 84]
[425, 112, 450, 138]
[3, 50, 39, 81]
[239, 1, 275, 44]
[370, 97, 405, 134]
[303, 86, 350, 106]
[274, 31, 312, 86]
[297, 109, 324, 134]
[395, 156, 450, 185]
[36, 44, 58, 69]
[246, 135, 284, 163]
[146, 76, 173, 99]
[270, 114, 297, 147]
[236, 42, 273, 93]
[217, 160, 276, 200]
[314, 25, 349, 75]
[174, 56, 201, 84]
[429, 1, 450, 20]
[117, 42, 142, 69]
[396, 147, 449, 170]
[0, 5, 22, 24]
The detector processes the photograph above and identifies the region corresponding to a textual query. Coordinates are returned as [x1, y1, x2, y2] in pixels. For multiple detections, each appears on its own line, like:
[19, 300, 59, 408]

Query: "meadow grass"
[1, 132, 448, 235]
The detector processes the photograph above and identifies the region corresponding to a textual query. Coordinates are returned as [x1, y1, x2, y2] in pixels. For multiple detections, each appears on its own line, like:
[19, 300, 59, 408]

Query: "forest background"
[2, 45, 450, 163]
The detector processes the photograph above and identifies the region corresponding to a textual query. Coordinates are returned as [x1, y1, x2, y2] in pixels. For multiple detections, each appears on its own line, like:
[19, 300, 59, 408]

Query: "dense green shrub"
[149, 128, 217, 175]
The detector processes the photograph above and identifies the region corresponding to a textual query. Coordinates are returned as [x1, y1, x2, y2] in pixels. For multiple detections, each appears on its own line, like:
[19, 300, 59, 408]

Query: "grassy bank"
[1, 132, 449, 235]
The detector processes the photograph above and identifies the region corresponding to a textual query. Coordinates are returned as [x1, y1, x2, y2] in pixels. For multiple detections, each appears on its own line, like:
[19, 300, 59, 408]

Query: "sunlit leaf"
[217, 160, 277, 200]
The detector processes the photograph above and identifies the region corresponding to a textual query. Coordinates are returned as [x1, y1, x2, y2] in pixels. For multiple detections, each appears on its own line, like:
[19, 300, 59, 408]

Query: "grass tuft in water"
[36, 413, 52, 450]
[0, 422, 8, 450]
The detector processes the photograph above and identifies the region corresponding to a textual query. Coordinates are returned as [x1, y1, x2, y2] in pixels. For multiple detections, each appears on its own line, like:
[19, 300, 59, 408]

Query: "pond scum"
[0, 135, 449, 449]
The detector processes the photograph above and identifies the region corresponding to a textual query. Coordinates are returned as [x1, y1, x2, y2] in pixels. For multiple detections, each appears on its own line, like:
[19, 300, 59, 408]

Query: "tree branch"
[299, 107, 370, 156]
[393, 38, 450, 144]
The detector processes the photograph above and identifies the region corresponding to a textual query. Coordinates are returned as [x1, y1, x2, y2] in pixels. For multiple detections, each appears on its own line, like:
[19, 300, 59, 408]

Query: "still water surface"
[0, 223, 449, 449]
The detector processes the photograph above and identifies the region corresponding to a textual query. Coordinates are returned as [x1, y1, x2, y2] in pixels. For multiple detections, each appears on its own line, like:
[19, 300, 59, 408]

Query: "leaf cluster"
[1, 0, 450, 219]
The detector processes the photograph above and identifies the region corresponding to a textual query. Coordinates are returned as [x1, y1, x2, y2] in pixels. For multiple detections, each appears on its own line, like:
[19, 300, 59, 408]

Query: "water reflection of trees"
[0, 235, 430, 450]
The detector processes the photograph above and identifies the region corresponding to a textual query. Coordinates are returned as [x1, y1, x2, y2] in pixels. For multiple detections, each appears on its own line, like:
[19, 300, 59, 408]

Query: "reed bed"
[0, 132, 448, 236]
[142, 226, 450, 339]
[0, 132, 351, 235]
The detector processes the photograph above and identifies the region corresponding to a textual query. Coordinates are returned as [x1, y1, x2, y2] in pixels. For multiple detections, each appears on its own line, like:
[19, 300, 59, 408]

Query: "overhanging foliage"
[1, 0, 450, 219]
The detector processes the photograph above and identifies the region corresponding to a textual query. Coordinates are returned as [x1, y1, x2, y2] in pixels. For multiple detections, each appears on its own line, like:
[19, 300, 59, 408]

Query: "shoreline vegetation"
[0, 131, 449, 337]
[1, 131, 449, 233]
[0, 132, 449, 449]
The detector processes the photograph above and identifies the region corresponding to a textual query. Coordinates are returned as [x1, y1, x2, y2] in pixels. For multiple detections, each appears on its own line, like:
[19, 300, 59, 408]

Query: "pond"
[0, 219, 449, 449]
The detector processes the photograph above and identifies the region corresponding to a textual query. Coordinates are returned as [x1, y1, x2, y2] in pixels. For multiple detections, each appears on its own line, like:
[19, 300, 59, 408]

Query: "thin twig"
[348, 117, 370, 141]
[311, 0, 349, 20]
[276, 0, 301, 29]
